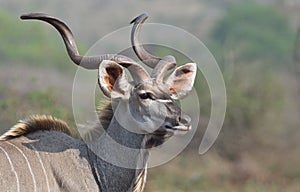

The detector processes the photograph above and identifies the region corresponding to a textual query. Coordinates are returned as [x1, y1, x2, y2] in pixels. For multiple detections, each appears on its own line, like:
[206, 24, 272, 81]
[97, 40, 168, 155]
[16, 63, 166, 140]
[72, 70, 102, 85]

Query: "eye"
[139, 92, 153, 100]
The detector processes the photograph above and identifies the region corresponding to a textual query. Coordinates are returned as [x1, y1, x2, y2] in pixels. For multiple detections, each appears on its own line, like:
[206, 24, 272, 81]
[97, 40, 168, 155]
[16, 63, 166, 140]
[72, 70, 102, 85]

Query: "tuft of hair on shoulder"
[0, 115, 80, 141]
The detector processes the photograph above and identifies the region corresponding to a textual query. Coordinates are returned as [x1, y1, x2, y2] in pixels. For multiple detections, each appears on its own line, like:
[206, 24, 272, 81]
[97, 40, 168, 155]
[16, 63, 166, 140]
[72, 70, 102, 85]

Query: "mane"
[81, 99, 113, 141]
[97, 99, 113, 131]
[0, 99, 113, 142]
[132, 167, 147, 192]
[0, 115, 80, 140]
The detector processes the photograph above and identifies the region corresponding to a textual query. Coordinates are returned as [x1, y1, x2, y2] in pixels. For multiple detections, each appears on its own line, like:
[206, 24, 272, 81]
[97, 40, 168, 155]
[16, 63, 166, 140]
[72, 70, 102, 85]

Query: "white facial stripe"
[156, 99, 172, 103]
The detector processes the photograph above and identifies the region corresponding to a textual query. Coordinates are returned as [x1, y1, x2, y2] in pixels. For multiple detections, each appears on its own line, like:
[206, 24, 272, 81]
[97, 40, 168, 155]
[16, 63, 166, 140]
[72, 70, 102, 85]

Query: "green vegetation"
[145, 152, 300, 192]
[0, 85, 74, 135]
[0, 10, 78, 72]
[210, 1, 294, 67]
[205, 1, 291, 161]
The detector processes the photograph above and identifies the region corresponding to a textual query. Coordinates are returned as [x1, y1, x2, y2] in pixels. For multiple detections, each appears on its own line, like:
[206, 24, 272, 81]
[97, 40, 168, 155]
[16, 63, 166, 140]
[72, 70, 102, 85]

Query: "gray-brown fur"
[84, 100, 167, 149]
[0, 102, 150, 191]
[0, 130, 99, 191]
[0, 114, 148, 192]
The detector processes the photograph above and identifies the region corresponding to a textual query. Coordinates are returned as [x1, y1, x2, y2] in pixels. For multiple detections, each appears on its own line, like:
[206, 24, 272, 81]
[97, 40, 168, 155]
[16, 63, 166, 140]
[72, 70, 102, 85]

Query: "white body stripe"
[7, 142, 37, 192]
[29, 143, 50, 192]
[0, 145, 20, 192]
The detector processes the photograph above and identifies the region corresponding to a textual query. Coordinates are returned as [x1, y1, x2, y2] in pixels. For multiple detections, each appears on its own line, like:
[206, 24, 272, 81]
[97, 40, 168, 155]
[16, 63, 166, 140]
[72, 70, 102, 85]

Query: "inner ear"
[98, 60, 129, 98]
[165, 63, 197, 99]
[103, 66, 123, 91]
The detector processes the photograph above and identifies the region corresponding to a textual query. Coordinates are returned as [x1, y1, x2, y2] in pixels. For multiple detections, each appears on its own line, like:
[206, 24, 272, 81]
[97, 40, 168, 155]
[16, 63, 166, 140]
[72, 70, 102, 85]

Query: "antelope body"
[0, 13, 197, 192]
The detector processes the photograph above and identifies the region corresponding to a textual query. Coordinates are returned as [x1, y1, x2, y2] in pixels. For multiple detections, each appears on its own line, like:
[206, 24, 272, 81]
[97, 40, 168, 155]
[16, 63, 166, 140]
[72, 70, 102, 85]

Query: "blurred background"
[0, 0, 299, 191]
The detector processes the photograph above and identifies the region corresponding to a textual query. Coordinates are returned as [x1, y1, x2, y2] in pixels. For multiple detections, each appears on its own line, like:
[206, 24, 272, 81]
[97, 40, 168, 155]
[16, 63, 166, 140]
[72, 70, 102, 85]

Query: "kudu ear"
[165, 63, 197, 99]
[98, 60, 130, 98]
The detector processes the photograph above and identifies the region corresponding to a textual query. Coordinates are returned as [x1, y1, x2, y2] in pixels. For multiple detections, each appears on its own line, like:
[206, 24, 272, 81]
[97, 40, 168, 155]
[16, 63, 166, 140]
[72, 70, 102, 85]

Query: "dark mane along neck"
[98, 99, 114, 130]
[81, 99, 113, 141]
[0, 115, 80, 140]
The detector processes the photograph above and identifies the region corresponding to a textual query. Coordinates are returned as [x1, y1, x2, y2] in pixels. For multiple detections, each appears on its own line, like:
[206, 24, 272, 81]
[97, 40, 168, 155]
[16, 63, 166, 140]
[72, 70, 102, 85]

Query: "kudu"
[0, 13, 197, 192]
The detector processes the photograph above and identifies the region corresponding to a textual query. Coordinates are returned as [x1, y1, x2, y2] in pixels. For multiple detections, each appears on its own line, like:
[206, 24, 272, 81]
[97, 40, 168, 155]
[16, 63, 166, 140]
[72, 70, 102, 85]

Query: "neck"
[86, 100, 149, 192]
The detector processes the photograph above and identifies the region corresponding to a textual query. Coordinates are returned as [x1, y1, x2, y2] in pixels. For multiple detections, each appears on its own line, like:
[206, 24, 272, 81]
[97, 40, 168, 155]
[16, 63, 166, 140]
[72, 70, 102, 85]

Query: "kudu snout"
[177, 113, 191, 128]
[162, 107, 192, 134]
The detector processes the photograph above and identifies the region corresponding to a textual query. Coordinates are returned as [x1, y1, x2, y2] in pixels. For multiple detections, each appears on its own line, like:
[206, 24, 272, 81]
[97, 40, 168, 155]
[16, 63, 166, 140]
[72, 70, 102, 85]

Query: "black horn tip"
[130, 13, 148, 24]
[20, 13, 52, 20]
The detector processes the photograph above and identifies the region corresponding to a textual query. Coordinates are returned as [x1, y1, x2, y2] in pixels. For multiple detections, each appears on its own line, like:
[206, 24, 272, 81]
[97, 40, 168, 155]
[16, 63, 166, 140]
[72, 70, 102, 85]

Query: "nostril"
[181, 118, 187, 125]
[179, 115, 191, 125]
[178, 116, 181, 122]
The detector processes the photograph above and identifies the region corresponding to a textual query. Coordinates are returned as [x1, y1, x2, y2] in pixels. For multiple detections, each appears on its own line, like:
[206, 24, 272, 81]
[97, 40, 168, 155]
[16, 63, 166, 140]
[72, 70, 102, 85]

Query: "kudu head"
[21, 13, 197, 147]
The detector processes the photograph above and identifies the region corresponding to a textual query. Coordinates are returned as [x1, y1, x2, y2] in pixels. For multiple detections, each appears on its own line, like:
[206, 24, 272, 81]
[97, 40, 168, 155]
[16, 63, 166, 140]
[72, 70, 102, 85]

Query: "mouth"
[169, 125, 191, 131]
[165, 124, 191, 131]
[164, 124, 191, 138]
[147, 124, 191, 148]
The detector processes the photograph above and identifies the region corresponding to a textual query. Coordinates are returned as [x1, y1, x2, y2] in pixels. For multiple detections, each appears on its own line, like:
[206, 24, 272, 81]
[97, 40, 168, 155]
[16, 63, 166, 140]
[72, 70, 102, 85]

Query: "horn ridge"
[21, 13, 150, 83]
[130, 13, 161, 68]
